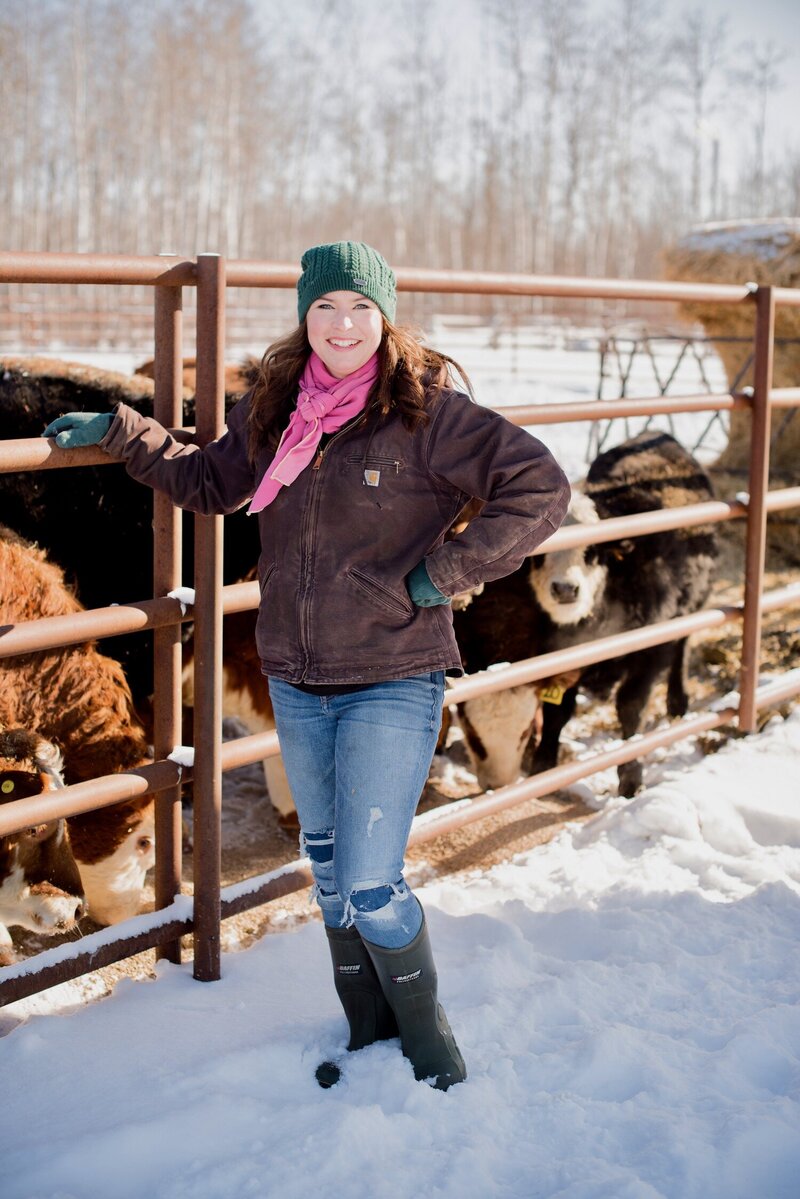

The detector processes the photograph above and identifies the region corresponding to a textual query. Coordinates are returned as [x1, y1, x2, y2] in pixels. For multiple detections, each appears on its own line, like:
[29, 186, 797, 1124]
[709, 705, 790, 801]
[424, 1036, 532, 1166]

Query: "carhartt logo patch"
[391, 969, 422, 984]
[364, 469, 381, 487]
[336, 964, 362, 975]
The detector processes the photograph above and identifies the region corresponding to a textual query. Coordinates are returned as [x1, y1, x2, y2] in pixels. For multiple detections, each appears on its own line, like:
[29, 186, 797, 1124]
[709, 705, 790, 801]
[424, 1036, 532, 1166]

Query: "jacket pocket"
[345, 454, 404, 489]
[348, 566, 414, 620]
[345, 455, 404, 473]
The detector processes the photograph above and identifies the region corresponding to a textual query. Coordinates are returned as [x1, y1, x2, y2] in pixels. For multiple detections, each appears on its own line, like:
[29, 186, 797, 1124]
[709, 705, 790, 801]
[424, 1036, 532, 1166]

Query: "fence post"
[738, 284, 774, 732]
[192, 254, 226, 981]
[153, 279, 184, 963]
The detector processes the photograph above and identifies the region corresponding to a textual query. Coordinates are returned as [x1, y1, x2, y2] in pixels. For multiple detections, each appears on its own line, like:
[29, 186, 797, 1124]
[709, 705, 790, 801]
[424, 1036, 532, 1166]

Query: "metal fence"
[1, 253, 799, 1006]
[593, 330, 800, 464]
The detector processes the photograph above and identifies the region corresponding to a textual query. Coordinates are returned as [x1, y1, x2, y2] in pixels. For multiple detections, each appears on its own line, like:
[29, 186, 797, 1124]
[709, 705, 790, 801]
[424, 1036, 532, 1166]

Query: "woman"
[44, 241, 570, 1091]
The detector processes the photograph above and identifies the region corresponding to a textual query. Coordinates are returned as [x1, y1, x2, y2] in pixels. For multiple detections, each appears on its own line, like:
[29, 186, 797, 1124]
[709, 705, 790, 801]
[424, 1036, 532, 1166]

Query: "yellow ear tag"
[540, 684, 565, 706]
[1, 779, 14, 793]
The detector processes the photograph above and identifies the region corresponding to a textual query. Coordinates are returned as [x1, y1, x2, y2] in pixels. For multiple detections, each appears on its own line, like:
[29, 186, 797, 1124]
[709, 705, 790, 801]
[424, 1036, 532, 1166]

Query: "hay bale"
[663, 220, 800, 480]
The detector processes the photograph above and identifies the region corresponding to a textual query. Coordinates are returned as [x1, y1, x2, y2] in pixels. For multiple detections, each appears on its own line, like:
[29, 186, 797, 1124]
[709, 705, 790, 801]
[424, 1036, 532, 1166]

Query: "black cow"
[528, 430, 718, 795]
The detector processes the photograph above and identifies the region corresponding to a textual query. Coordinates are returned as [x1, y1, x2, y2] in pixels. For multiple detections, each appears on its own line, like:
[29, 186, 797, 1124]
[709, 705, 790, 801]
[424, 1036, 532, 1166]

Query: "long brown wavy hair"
[246, 318, 473, 462]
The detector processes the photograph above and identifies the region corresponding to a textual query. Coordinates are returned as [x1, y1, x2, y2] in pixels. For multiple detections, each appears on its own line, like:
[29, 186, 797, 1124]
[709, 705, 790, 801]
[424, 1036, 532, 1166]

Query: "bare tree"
[668, 9, 729, 220]
[1, 0, 799, 343]
[737, 40, 787, 213]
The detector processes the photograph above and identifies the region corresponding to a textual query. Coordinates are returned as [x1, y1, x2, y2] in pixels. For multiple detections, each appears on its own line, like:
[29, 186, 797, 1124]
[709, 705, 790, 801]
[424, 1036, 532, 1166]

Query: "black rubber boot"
[316, 924, 399, 1088]
[362, 912, 467, 1091]
[326, 923, 400, 1050]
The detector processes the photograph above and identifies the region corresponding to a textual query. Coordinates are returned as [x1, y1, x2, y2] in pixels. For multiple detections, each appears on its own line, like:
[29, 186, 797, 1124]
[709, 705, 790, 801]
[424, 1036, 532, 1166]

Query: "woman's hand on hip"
[405, 560, 451, 608]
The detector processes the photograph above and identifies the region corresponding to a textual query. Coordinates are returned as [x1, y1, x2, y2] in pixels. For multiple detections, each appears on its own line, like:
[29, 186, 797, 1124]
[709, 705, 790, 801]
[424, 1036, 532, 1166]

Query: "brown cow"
[180, 596, 298, 831]
[133, 355, 259, 397]
[0, 728, 85, 965]
[0, 527, 155, 925]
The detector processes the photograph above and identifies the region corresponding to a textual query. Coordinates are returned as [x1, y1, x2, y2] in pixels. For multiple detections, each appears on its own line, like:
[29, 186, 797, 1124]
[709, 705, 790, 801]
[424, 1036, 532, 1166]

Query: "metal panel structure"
[0, 252, 798, 1007]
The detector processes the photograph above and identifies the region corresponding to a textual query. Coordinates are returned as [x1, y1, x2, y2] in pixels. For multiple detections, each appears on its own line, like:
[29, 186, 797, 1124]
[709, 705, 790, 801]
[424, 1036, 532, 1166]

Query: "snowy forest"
[1, 0, 797, 285]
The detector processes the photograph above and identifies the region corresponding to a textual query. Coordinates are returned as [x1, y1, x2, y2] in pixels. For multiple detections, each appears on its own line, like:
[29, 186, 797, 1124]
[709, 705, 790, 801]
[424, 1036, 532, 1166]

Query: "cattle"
[454, 431, 718, 796]
[0, 526, 155, 925]
[0, 728, 85, 965]
[180, 599, 297, 832]
[450, 559, 578, 791]
[452, 556, 542, 790]
[529, 431, 718, 794]
[133, 354, 259, 397]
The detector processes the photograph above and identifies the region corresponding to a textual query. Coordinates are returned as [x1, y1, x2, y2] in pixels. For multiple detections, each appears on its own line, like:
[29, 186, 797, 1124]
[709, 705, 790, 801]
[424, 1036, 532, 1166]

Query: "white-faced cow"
[0, 526, 155, 926]
[0, 728, 85, 965]
[454, 431, 718, 796]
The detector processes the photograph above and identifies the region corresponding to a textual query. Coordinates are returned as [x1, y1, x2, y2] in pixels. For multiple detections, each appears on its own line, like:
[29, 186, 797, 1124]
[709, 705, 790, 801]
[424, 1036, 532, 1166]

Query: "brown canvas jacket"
[101, 388, 570, 684]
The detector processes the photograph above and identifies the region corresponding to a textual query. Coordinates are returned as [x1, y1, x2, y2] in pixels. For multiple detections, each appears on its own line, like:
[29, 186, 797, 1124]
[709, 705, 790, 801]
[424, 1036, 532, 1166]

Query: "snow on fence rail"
[1, 252, 799, 1007]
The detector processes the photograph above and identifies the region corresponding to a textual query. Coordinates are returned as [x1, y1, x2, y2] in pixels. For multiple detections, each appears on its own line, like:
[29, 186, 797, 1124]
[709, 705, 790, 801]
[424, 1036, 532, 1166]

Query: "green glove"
[406, 560, 451, 608]
[42, 412, 114, 448]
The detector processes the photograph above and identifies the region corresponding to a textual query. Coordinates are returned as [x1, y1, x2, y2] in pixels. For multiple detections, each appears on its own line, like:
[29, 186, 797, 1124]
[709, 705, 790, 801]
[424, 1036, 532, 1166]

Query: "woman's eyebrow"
[316, 294, 372, 304]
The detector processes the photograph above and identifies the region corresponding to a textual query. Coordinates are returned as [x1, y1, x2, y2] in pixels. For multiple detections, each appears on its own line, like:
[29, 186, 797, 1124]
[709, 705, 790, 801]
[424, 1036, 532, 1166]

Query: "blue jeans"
[267, 672, 445, 948]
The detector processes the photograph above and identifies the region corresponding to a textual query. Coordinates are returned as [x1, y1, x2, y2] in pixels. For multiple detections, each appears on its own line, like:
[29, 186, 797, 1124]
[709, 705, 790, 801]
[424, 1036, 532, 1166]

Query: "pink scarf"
[248, 350, 379, 513]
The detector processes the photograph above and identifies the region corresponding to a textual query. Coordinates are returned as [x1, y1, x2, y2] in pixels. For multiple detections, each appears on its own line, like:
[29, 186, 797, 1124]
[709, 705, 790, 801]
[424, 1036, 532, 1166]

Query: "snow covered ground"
[1, 708, 799, 1199]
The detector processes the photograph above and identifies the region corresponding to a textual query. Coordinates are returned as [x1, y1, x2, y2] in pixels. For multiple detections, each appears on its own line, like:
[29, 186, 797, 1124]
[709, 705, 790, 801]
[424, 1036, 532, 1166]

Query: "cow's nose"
[551, 580, 579, 603]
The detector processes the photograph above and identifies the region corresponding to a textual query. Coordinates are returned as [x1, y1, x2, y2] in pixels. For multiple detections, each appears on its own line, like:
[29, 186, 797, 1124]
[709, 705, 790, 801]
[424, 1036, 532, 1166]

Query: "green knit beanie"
[297, 241, 397, 324]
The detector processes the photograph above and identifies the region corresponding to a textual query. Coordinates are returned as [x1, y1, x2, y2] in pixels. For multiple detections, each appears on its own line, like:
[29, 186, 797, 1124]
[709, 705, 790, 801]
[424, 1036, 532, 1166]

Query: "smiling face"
[305, 290, 384, 378]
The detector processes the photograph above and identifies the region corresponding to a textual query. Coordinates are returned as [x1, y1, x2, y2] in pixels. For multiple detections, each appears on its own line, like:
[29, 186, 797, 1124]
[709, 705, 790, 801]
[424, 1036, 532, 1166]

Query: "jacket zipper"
[298, 425, 355, 677]
[312, 411, 369, 472]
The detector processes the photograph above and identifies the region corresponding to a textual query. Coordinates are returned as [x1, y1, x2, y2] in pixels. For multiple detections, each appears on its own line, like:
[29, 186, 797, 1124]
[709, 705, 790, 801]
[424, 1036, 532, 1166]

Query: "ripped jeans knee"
[344, 879, 423, 949]
[301, 829, 346, 928]
[301, 829, 423, 948]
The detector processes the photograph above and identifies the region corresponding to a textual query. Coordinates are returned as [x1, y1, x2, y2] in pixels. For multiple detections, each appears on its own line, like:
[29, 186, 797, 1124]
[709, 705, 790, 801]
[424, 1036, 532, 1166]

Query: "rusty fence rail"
[1, 252, 798, 1007]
